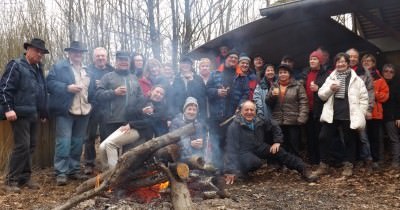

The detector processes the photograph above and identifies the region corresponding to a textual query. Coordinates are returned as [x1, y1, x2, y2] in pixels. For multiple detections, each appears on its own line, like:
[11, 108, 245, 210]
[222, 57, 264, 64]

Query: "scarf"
[335, 69, 350, 99]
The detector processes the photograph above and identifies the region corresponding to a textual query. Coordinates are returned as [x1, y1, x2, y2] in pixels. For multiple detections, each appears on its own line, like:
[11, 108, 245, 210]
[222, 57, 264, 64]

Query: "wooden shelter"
[189, 0, 400, 68]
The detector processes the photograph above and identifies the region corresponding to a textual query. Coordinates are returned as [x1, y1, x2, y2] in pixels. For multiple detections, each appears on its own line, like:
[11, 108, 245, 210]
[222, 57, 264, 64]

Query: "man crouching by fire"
[223, 100, 318, 185]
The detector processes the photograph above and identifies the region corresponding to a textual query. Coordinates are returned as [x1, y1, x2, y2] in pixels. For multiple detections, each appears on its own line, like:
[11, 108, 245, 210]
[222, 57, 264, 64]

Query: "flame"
[129, 181, 170, 203]
[95, 174, 100, 188]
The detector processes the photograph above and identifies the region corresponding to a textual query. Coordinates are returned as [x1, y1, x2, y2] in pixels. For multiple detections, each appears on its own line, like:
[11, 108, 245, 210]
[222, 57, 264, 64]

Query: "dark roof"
[189, 0, 399, 67]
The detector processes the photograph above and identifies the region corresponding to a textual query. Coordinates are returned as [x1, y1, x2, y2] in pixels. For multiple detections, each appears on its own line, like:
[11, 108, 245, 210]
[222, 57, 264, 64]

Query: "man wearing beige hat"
[0, 38, 49, 192]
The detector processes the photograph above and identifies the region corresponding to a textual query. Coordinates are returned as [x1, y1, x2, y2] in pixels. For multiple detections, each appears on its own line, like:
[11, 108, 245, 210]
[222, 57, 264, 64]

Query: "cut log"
[123, 171, 168, 190]
[54, 123, 196, 210]
[169, 162, 190, 181]
[158, 162, 193, 210]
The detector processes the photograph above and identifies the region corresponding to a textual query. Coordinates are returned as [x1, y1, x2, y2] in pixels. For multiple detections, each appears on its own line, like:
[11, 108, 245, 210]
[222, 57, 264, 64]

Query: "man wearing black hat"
[95, 51, 144, 139]
[47, 41, 95, 186]
[0, 38, 49, 192]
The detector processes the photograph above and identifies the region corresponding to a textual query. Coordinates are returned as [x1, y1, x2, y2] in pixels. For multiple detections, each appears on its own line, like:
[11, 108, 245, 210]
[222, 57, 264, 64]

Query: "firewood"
[169, 162, 190, 181]
[158, 162, 193, 210]
[54, 123, 196, 210]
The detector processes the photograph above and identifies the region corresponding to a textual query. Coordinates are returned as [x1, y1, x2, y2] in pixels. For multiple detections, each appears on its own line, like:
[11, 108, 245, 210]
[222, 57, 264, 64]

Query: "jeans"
[54, 114, 89, 177]
[208, 119, 229, 171]
[6, 118, 37, 185]
[306, 115, 321, 164]
[358, 127, 372, 161]
[99, 128, 139, 169]
[384, 121, 400, 163]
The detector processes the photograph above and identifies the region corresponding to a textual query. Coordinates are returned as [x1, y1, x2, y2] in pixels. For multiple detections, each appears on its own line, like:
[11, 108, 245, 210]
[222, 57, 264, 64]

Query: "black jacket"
[167, 73, 207, 120]
[383, 78, 400, 122]
[0, 55, 48, 119]
[224, 115, 283, 174]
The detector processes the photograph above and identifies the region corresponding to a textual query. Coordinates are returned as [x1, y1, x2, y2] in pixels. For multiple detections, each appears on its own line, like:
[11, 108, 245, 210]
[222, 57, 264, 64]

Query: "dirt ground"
[1, 163, 400, 210]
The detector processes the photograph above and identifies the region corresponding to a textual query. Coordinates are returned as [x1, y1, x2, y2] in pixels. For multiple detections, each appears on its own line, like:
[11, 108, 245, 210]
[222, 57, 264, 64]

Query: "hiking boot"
[371, 162, 380, 171]
[301, 168, 319, 182]
[311, 162, 328, 176]
[364, 159, 373, 174]
[68, 173, 89, 180]
[4, 182, 21, 193]
[84, 166, 93, 175]
[56, 176, 67, 186]
[20, 180, 40, 190]
[342, 162, 353, 177]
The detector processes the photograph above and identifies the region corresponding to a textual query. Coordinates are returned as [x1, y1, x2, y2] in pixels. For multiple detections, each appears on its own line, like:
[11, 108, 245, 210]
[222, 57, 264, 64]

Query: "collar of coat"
[234, 114, 264, 128]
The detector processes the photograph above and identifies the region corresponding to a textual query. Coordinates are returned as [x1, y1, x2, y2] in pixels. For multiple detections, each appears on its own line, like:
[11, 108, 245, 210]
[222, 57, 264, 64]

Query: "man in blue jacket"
[0, 38, 49, 192]
[47, 41, 95, 186]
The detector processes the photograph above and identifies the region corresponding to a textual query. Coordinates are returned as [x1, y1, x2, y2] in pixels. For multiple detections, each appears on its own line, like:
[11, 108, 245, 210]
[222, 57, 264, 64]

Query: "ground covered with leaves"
[1, 163, 400, 210]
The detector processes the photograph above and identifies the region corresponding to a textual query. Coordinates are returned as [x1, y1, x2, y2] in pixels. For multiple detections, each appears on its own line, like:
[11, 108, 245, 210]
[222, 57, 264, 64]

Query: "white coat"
[318, 69, 368, 130]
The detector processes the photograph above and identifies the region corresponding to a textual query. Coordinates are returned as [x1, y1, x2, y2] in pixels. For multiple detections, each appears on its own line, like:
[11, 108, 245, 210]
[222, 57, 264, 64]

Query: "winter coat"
[245, 71, 257, 100]
[167, 73, 207, 121]
[353, 65, 375, 113]
[224, 115, 284, 174]
[318, 69, 369, 130]
[303, 66, 331, 119]
[127, 98, 169, 140]
[170, 113, 206, 160]
[0, 55, 48, 119]
[383, 78, 400, 122]
[369, 70, 389, 119]
[206, 65, 249, 121]
[266, 79, 309, 125]
[95, 70, 144, 124]
[47, 59, 95, 116]
[253, 77, 275, 120]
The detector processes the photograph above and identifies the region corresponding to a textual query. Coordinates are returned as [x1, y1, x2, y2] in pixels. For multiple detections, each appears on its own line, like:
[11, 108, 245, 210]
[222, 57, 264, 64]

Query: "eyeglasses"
[383, 70, 395, 74]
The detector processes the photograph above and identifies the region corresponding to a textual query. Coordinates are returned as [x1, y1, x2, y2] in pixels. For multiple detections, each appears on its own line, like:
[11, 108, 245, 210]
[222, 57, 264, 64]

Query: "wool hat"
[309, 50, 323, 63]
[183, 97, 198, 112]
[239, 53, 251, 62]
[281, 55, 294, 62]
[226, 49, 239, 57]
[23, 38, 49, 54]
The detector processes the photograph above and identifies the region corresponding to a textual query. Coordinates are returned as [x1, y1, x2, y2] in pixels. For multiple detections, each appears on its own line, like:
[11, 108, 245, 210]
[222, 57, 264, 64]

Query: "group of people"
[1, 38, 399, 193]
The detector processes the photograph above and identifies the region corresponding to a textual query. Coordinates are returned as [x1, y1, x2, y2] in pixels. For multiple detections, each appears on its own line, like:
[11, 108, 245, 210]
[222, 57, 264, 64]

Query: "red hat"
[309, 50, 323, 63]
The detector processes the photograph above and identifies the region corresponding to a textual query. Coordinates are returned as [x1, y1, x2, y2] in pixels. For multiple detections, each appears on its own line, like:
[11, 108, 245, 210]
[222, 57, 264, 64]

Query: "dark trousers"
[84, 113, 106, 167]
[319, 120, 358, 164]
[238, 145, 305, 174]
[280, 125, 301, 157]
[367, 119, 384, 162]
[103, 123, 125, 139]
[209, 119, 229, 171]
[306, 115, 321, 164]
[6, 118, 38, 185]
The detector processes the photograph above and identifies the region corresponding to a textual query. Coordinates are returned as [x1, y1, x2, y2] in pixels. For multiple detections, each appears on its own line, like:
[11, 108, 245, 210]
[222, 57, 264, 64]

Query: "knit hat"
[226, 49, 239, 57]
[239, 53, 251, 62]
[180, 56, 193, 65]
[309, 50, 323, 63]
[183, 97, 198, 112]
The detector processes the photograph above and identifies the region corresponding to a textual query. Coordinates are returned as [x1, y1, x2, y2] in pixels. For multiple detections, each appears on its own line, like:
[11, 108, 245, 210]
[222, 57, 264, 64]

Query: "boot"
[4, 182, 21, 193]
[20, 179, 40, 190]
[342, 162, 353, 177]
[364, 159, 373, 174]
[301, 168, 319, 182]
[311, 162, 328, 176]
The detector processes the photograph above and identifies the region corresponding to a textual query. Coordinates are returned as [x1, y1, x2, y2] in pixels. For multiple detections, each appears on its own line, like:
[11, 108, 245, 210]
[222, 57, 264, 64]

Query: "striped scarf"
[334, 69, 350, 99]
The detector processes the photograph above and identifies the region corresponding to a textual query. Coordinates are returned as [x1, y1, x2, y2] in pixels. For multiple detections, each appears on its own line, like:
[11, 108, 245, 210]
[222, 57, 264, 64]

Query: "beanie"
[226, 49, 239, 57]
[309, 50, 323, 64]
[183, 97, 198, 112]
[239, 53, 251, 62]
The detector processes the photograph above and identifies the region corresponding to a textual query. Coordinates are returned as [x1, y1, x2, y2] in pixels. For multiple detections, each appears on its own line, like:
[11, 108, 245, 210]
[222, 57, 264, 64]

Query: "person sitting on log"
[98, 85, 168, 170]
[223, 100, 318, 185]
[169, 97, 207, 164]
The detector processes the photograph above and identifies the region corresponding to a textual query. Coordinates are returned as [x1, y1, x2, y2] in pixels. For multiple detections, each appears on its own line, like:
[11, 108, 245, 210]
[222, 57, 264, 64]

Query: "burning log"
[53, 123, 196, 210]
[158, 162, 193, 210]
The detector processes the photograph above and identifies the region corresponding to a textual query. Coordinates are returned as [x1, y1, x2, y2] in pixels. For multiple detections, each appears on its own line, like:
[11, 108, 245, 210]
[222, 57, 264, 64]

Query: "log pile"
[54, 122, 229, 210]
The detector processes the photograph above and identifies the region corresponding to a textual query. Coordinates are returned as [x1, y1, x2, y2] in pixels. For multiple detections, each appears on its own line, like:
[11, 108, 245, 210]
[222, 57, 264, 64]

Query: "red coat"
[371, 77, 389, 119]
